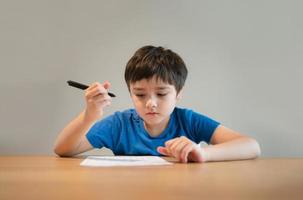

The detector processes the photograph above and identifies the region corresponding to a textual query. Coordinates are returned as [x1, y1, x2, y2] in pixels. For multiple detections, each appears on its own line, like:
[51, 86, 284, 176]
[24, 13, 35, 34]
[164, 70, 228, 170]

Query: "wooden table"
[1, 156, 303, 200]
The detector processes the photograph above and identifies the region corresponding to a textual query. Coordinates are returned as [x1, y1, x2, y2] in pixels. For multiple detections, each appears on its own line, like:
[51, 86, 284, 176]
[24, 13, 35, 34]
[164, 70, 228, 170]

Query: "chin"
[144, 116, 168, 126]
[143, 118, 160, 124]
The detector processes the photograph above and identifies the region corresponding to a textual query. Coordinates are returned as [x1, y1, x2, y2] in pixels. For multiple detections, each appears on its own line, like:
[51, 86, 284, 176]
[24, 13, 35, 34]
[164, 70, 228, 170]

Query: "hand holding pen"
[67, 80, 116, 122]
[67, 80, 116, 97]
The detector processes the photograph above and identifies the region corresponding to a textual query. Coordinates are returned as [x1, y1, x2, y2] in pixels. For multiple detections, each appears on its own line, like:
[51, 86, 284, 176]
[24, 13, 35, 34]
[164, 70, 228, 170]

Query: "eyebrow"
[156, 86, 170, 90]
[132, 87, 144, 91]
[132, 86, 171, 91]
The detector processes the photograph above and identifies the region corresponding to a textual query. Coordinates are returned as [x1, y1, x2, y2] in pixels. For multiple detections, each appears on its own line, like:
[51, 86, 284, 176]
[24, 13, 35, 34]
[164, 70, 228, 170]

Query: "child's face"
[130, 76, 181, 130]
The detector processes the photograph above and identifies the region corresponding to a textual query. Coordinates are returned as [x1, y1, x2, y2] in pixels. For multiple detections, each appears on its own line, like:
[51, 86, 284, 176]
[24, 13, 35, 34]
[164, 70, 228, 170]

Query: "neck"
[144, 117, 170, 137]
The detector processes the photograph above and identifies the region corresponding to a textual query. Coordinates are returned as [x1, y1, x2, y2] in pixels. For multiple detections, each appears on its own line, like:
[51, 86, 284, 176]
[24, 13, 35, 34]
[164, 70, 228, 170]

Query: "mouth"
[146, 112, 158, 115]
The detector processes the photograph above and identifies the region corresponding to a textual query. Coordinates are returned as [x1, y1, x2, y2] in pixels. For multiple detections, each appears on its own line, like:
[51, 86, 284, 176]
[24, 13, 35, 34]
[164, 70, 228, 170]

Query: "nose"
[146, 96, 157, 109]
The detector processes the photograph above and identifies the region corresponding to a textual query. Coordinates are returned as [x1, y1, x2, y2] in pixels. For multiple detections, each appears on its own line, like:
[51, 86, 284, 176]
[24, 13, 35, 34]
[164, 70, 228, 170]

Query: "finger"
[103, 81, 111, 90]
[101, 100, 112, 107]
[157, 147, 170, 156]
[86, 82, 100, 91]
[94, 99, 111, 108]
[169, 138, 187, 152]
[96, 82, 112, 97]
[87, 82, 108, 94]
[165, 136, 189, 148]
[164, 137, 187, 159]
[180, 143, 194, 163]
[87, 86, 109, 99]
[92, 93, 112, 102]
[95, 98, 111, 105]
[166, 140, 185, 160]
[165, 137, 180, 148]
[173, 141, 190, 162]
[86, 89, 101, 100]
[181, 144, 195, 163]
[168, 137, 189, 157]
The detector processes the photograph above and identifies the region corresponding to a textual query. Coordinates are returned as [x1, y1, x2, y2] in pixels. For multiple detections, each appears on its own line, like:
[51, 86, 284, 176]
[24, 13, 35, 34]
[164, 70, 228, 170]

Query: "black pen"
[67, 80, 116, 97]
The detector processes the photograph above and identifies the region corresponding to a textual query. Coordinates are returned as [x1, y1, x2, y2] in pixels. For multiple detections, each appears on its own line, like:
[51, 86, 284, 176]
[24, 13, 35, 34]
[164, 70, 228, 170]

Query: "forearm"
[53, 111, 95, 156]
[202, 137, 261, 162]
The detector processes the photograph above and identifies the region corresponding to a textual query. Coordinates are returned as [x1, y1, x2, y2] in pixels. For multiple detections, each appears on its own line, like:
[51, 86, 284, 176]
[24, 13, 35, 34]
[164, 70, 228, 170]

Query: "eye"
[157, 93, 167, 97]
[135, 94, 145, 98]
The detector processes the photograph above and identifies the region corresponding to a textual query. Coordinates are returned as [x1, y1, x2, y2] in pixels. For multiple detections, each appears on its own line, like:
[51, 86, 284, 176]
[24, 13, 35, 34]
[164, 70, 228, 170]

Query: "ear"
[176, 88, 183, 100]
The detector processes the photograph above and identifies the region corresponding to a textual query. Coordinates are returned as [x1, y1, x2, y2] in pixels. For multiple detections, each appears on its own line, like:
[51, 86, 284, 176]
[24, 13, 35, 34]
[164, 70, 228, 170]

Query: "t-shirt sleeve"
[189, 110, 220, 144]
[86, 113, 119, 149]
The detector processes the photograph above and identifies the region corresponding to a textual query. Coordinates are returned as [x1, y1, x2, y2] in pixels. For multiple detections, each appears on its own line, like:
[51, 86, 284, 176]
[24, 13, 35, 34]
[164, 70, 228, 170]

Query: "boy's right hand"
[83, 81, 112, 122]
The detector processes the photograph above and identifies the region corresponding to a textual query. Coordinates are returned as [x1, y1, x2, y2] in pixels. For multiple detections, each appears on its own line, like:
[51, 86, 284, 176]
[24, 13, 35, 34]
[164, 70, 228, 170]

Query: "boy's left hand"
[157, 136, 206, 163]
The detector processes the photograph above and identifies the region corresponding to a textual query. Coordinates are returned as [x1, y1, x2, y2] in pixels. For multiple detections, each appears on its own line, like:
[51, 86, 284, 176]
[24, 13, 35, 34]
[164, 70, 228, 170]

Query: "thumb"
[103, 81, 111, 90]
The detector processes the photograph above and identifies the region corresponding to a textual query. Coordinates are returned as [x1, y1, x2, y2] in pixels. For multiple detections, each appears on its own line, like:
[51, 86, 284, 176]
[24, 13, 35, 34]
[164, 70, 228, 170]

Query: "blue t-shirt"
[86, 107, 220, 155]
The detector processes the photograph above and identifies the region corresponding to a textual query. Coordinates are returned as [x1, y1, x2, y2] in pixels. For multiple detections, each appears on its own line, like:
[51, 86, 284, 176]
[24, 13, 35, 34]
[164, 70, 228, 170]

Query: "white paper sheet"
[80, 156, 172, 167]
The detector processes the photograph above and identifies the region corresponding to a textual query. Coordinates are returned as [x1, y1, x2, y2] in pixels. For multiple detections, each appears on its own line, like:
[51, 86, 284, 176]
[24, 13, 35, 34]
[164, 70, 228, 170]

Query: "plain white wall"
[0, 0, 302, 157]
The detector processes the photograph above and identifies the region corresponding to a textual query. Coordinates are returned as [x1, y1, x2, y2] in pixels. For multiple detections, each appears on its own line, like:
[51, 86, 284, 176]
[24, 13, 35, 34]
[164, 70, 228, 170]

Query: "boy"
[54, 45, 261, 163]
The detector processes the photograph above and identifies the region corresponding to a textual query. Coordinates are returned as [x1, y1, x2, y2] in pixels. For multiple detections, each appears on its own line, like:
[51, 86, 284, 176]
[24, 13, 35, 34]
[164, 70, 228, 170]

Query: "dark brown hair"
[124, 45, 188, 93]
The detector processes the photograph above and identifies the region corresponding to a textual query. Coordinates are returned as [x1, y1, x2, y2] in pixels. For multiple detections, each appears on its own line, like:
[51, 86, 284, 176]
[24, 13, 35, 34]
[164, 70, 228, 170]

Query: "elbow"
[255, 142, 262, 158]
[249, 138, 261, 159]
[53, 144, 72, 157]
[53, 145, 64, 157]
